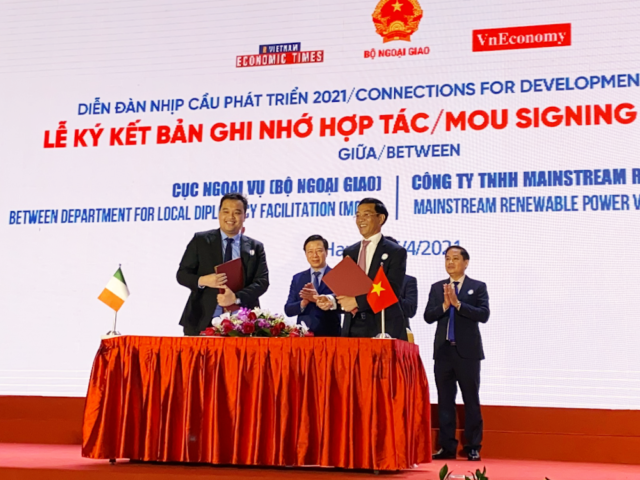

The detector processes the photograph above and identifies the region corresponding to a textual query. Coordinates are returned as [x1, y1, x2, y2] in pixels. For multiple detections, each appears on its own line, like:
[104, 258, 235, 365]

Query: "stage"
[2, 444, 640, 480]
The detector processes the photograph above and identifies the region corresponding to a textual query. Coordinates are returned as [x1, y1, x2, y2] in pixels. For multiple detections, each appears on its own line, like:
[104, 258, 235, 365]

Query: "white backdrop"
[1, 0, 639, 408]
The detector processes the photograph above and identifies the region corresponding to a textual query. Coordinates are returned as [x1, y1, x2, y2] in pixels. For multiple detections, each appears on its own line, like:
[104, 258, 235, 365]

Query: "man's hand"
[315, 295, 333, 311]
[217, 287, 237, 307]
[448, 283, 460, 308]
[300, 283, 318, 303]
[199, 273, 227, 289]
[337, 295, 358, 312]
[442, 283, 452, 310]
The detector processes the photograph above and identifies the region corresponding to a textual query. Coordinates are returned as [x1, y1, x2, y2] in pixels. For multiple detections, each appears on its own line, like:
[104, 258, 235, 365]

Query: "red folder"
[322, 256, 373, 297]
[215, 258, 244, 312]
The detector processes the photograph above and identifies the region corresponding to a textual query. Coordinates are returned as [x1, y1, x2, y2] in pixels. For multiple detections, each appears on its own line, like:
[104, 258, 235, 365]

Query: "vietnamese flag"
[367, 266, 398, 314]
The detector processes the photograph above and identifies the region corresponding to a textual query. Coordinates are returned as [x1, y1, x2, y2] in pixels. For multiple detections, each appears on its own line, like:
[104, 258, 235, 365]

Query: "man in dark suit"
[324, 198, 407, 340]
[284, 235, 341, 337]
[384, 237, 418, 329]
[401, 274, 418, 327]
[424, 246, 489, 462]
[177, 193, 269, 336]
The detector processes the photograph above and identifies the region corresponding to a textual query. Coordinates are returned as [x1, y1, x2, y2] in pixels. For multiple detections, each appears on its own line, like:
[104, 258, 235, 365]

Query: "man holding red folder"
[176, 193, 269, 336]
[331, 198, 408, 340]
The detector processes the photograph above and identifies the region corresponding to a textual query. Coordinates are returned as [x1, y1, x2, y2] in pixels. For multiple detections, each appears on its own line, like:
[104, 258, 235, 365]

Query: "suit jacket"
[284, 267, 341, 337]
[400, 275, 418, 325]
[177, 228, 269, 335]
[423, 276, 489, 360]
[342, 235, 408, 341]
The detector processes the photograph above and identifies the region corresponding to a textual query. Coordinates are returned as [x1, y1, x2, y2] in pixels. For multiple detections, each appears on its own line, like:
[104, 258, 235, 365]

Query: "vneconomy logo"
[472, 23, 571, 52]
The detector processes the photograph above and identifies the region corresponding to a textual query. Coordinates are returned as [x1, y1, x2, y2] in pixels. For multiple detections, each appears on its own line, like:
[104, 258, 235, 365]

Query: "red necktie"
[357, 240, 371, 272]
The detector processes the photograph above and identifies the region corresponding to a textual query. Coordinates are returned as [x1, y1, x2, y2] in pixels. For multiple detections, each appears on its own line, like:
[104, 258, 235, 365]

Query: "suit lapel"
[209, 229, 223, 268]
[457, 276, 472, 302]
[318, 266, 331, 293]
[302, 269, 312, 288]
[345, 243, 359, 263]
[240, 236, 252, 284]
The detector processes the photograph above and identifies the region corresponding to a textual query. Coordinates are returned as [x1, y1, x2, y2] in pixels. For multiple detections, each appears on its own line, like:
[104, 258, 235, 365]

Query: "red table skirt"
[82, 336, 431, 470]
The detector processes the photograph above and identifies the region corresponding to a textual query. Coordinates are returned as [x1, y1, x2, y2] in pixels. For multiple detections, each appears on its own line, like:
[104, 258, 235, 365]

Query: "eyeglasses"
[354, 212, 379, 220]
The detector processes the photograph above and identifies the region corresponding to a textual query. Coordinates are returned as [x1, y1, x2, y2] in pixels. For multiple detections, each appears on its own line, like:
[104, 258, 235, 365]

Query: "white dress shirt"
[359, 232, 382, 274]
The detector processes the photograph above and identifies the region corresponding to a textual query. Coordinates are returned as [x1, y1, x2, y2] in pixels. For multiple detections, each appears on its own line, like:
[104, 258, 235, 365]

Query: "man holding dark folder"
[323, 198, 408, 340]
[176, 193, 269, 336]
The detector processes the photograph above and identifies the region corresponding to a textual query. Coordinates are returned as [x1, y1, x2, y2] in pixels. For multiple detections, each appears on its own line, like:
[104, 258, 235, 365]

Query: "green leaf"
[439, 464, 449, 480]
[254, 328, 271, 337]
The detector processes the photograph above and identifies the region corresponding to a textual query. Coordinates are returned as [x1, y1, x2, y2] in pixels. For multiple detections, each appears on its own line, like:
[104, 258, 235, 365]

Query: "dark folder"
[322, 256, 373, 297]
[215, 258, 244, 312]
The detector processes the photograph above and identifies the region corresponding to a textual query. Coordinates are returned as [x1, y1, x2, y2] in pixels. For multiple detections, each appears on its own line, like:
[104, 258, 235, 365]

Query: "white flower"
[212, 312, 232, 326]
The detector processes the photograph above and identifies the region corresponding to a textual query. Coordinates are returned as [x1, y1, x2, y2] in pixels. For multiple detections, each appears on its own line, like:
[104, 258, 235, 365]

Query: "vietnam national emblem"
[372, 0, 423, 43]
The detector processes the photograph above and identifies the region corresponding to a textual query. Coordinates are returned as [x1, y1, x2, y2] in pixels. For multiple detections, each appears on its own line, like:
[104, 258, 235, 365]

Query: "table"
[82, 336, 431, 470]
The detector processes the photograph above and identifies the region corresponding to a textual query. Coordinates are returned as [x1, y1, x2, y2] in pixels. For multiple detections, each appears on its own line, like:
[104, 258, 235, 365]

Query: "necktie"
[312, 271, 321, 290]
[357, 240, 371, 272]
[447, 281, 460, 343]
[224, 238, 234, 263]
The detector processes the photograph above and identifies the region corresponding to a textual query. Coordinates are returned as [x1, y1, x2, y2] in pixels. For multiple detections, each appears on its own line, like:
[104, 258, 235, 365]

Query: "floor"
[1, 444, 640, 480]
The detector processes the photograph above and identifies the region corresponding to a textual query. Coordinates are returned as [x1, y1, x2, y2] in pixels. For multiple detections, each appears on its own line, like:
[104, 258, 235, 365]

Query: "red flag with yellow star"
[367, 266, 399, 314]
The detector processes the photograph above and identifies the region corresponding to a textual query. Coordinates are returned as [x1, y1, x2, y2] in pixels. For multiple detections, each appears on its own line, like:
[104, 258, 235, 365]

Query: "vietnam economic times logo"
[236, 42, 324, 68]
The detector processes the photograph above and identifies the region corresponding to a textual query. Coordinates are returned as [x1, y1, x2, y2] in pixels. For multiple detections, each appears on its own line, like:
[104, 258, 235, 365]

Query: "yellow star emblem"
[392, 1, 403, 11]
[370, 282, 385, 296]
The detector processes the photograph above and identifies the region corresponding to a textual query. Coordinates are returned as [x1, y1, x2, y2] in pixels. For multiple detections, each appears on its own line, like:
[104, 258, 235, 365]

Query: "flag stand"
[105, 311, 121, 337]
[375, 308, 392, 339]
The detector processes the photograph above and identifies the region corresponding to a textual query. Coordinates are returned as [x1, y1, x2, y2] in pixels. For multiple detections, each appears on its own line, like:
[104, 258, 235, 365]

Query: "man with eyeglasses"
[320, 198, 408, 340]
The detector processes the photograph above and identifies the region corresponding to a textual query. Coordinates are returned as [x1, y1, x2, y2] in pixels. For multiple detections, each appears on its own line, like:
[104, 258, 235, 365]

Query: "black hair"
[358, 197, 389, 225]
[303, 234, 328, 252]
[444, 245, 470, 260]
[220, 193, 248, 213]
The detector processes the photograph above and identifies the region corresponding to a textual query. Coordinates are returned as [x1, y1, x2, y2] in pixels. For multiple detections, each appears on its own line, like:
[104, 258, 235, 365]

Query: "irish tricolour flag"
[98, 267, 130, 311]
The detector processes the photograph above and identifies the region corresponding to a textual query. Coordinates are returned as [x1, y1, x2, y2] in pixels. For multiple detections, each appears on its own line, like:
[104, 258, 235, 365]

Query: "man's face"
[305, 240, 327, 270]
[355, 203, 384, 239]
[219, 199, 246, 236]
[445, 248, 469, 279]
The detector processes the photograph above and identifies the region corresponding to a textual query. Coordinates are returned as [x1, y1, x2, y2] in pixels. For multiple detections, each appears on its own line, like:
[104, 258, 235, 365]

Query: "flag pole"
[105, 264, 122, 336]
[375, 308, 392, 339]
[106, 310, 121, 336]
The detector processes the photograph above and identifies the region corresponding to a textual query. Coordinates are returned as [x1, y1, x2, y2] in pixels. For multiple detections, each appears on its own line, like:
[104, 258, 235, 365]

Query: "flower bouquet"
[200, 307, 314, 338]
